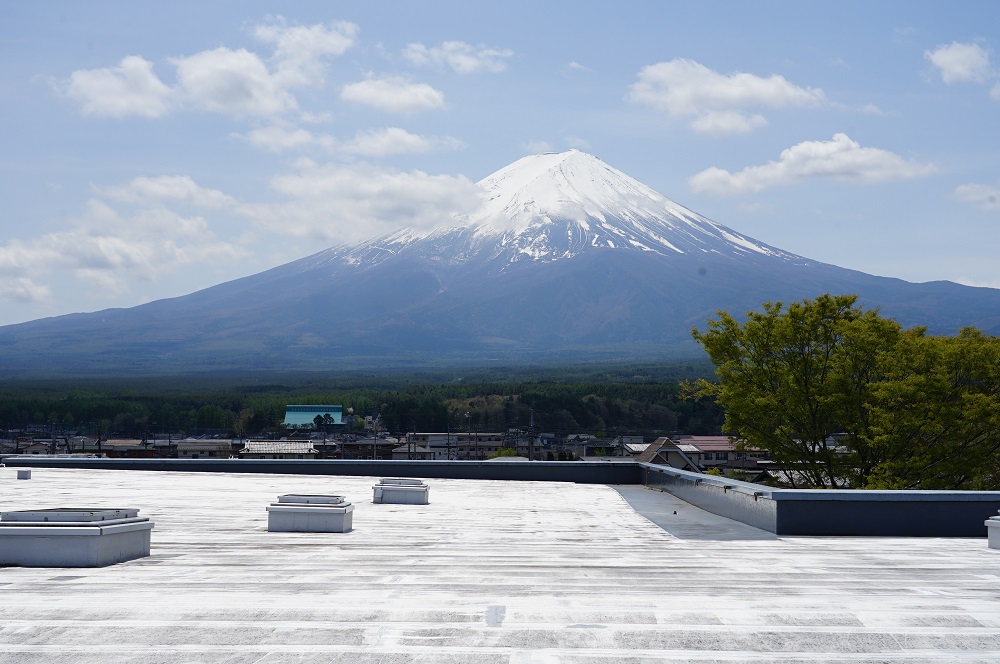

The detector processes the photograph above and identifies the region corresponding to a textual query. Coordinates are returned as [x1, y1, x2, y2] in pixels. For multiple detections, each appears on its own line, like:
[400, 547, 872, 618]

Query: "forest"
[0, 361, 722, 439]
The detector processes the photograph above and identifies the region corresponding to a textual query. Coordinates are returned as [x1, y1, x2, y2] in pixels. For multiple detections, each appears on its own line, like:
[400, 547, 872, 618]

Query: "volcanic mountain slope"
[2, 150, 999, 374]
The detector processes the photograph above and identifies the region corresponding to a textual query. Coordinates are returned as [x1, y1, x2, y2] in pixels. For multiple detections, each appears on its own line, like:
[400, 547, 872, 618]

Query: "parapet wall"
[641, 464, 778, 532]
[639, 463, 1000, 537]
[0, 457, 642, 485]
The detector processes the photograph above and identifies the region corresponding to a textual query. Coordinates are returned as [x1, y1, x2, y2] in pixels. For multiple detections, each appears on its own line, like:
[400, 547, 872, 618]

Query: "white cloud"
[254, 18, 359, 87]
[628, 58, 825, 135]
[925, 42, 992, 84]
[65, 55, 172, 118]
[98, 175, 237, 208]
[245, 162, 482, 241]
[234, 124, 461, 156]
[689, 110, 767, 135]
[344, 127, 463, 157]
[689, 133, 936, 196]
[403, 41, 512, 74]
[0, 182, 248, 304]
[299, 111, 333, 124]
[954, 182, 1000, 210]
[173, 47, 296, 117]
[523, 140, 554, 153]
[563, 135, 591, 150]
[0, 277, 50, 304]
[64, 19, 357, 120]
[565, 61, 591, 73]
[238, 124, 335, 152]
[341, 76, 445, 114]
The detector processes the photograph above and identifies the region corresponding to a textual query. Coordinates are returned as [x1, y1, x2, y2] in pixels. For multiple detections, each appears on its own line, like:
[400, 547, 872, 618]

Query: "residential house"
[175, 439, 234, 459]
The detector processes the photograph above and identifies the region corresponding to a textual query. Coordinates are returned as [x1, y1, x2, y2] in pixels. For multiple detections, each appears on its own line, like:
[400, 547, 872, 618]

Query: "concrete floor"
[2, 468, 1000, 663]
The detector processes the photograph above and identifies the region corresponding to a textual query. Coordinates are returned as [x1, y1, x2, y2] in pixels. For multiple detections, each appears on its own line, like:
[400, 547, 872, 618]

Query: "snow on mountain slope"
[320, 149, 808, 272]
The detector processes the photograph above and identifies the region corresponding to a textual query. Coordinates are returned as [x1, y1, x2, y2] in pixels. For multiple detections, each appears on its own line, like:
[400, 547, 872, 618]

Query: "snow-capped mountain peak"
[328, 149, 806, 271]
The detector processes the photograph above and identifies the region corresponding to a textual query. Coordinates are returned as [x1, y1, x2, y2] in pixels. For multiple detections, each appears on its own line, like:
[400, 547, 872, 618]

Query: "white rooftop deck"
[2, 468, 1000, 662]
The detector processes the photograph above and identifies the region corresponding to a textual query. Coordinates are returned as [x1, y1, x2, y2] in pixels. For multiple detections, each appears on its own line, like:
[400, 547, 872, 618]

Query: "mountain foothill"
[2, 150, 998, 375]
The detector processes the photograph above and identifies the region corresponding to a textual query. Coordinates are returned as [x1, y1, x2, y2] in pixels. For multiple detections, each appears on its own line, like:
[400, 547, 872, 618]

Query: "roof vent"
[987, 511, 1000, 549]
[373, 478, 429, 505]
[0, 508, 154, 567]
[266, 494, 354, 533]
[16, 469, 31, 480]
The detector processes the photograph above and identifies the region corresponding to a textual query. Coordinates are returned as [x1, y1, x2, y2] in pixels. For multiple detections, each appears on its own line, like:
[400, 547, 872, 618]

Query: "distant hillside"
[1, 150, 998, 376]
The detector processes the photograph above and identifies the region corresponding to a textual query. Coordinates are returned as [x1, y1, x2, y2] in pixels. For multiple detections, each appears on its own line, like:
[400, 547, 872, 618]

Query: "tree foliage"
[0, 368, 722, 439]
[692, 294, 1000, 489]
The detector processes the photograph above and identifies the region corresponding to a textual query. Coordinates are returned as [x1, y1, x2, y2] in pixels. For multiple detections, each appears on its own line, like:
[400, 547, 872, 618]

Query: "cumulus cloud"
[341, 76, 445, 114]
[689, 133, 936, 196]
[343, 127, 463, 157]
[63, 18, 357, 119]
[98, 175, 237, 208]
[0, 277, 50, 304]
[0, 182, 248, 304]
[254, 18, 359, 87]
[65, 55, 172, 118]
[237, 124, 335, 152]
[403, 41, 512, 73]
[172, 47, 297, 117]
[244, 161, 482, 240]
[954, 181, 1000, 210]
[925, 41, 992, 84]
[628, 58, 825, 135]
[234, 124, 460, 156]
[689, 110, 766, 135]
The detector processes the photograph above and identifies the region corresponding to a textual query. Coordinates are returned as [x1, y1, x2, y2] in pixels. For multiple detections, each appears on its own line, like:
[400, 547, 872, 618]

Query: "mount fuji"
[3, 149, 1000, 374]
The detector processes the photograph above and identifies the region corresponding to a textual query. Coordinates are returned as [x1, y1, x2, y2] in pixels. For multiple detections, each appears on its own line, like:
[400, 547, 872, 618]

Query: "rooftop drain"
[266, 494, 354, 533]
[373, 478, 430, 505]
[0, 508, 154, 567]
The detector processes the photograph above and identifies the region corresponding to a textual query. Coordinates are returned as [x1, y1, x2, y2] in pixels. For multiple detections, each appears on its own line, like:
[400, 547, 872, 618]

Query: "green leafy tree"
[691, 294, 898, 488]
[692, 294, 1000, 490]
[866, 328, 1000, 489]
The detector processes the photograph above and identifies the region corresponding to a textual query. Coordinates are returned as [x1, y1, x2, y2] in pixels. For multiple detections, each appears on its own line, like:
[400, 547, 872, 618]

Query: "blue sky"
[2, 1, 999, 326]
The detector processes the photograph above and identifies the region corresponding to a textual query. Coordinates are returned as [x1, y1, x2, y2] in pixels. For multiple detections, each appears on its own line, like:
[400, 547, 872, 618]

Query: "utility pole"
[464, 412, 470, 461]
[529, 408, 535, 461]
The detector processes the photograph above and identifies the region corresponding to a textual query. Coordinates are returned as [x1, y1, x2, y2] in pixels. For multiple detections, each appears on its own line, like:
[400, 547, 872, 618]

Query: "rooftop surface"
[2, 468, 1000, 662]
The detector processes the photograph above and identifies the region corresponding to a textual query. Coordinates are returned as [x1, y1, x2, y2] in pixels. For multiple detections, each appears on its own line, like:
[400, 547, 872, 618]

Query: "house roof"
[241, 440, 317, 455]
[104, 439, 147, 447]
[283, 405, 343, 427]
[3, 468, 998, 662]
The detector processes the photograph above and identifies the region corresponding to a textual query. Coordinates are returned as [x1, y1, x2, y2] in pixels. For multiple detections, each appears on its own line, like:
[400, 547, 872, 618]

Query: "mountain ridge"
[1, 149, 998, 375]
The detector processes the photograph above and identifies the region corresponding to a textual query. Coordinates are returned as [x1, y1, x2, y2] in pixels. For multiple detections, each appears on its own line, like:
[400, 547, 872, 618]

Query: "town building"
[175, 439, 234, 459]
[240, 440, 317, 459]
[282, 405, 343, 429]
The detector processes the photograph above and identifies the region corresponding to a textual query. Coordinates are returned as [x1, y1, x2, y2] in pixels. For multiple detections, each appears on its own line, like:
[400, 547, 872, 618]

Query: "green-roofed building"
[283, 405, 343, 429]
